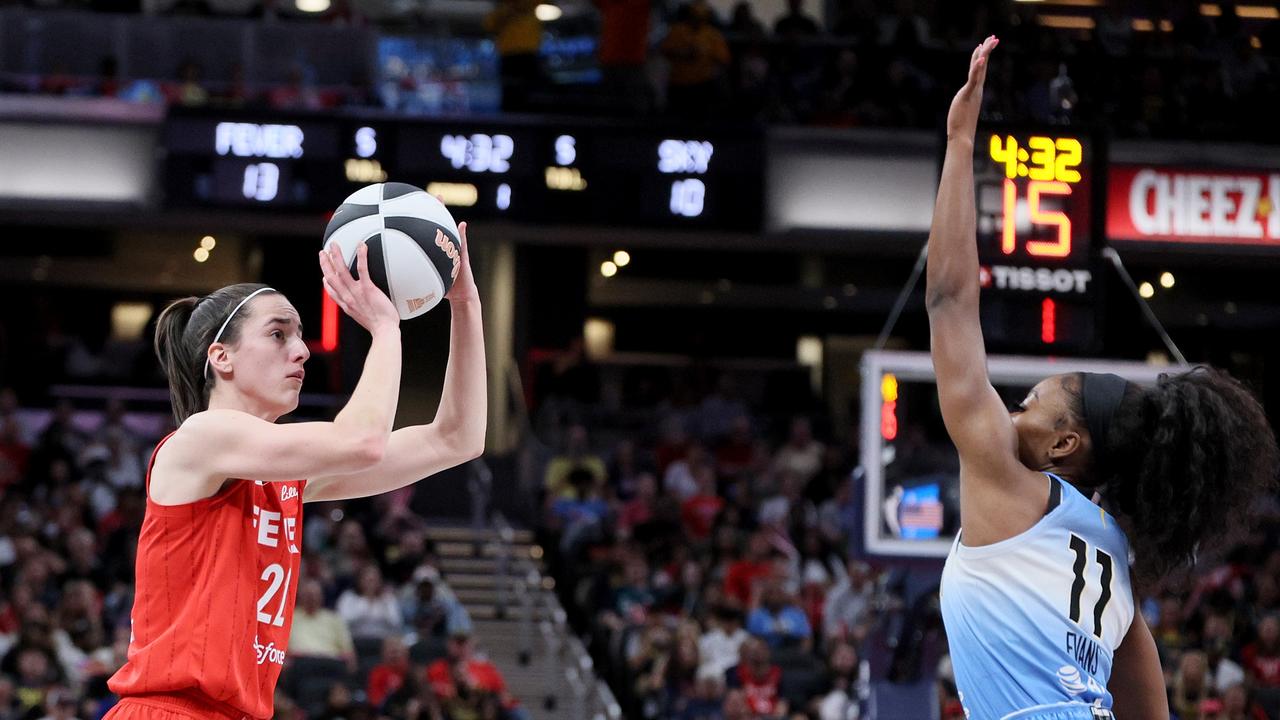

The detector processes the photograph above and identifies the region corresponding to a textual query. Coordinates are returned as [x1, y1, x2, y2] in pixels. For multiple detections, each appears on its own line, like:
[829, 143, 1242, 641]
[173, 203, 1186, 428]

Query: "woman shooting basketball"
[930, 38, 1277, 719]
[105, 225, 486, 720]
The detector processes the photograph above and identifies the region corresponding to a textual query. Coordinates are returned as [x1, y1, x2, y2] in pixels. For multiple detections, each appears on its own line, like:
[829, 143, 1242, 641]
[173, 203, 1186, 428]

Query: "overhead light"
[296, 0, 330, 11]
[1038, 14, 1096, 29]
[1138, 281, 1154, 299]
[613, 250, 630, 267]
[600, 261, 617, 278]
[1238, 5, 1280, 19]
[535, 3, 561, 21]
[201, 235, 216, 250]
[1160, 272, 1175, 289]
[194, 247, 210, 263]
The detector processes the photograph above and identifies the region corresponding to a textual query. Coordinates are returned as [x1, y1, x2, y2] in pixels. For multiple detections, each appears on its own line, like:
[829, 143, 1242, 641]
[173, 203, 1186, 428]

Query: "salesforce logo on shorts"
[253, 635, 287, 666]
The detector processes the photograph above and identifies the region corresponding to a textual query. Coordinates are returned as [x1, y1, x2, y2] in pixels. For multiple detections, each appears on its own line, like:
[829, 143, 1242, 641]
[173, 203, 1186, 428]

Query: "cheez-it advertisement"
[1107, 165, 1280, 246]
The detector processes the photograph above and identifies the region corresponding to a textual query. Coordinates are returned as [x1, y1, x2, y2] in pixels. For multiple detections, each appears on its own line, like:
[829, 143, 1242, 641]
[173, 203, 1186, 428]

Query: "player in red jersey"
[105, 227, 487, 720]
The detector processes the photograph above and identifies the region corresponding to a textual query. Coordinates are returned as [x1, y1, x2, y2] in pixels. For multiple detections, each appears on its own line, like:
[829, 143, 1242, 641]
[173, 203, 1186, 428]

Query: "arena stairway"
[423, 523, 621, 720]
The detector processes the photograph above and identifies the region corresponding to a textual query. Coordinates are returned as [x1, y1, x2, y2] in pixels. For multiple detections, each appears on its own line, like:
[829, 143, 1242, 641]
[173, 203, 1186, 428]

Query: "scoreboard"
[971, 129, 1099, 353]
[161, 109, 765, 232]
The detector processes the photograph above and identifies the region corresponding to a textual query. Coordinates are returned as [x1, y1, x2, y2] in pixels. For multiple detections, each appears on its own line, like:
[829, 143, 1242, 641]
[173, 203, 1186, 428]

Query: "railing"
[492, 510, 621, 720]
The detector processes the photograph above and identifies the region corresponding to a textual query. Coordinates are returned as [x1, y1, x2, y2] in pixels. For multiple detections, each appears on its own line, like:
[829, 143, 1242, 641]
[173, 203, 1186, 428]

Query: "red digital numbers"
[1001, 179, 1073, 259]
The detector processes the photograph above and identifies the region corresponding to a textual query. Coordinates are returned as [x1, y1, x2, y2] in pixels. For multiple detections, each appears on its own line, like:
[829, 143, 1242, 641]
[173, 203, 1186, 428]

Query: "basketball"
[322, 182, 462, 319]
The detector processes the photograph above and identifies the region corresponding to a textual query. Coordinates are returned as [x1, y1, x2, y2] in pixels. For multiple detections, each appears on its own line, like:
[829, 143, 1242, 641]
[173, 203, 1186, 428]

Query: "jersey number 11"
[1068, 534, 1113, 638]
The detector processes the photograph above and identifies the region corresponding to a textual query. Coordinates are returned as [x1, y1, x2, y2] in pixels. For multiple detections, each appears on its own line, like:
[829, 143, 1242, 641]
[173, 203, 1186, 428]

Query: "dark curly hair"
[1082, 367, 1279, 581]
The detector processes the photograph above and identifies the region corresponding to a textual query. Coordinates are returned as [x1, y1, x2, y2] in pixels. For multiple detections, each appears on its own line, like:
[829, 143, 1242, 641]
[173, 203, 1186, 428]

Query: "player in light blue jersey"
[925, 38, 1279, 720]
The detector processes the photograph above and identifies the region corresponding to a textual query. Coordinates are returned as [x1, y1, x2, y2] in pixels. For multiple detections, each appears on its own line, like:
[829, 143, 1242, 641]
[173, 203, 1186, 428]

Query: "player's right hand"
[320, 242, 400, 335]
[946, 35, 998, 143]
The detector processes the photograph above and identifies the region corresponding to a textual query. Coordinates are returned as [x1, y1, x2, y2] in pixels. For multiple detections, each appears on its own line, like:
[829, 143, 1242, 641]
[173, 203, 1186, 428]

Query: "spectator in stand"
[550, 469, 610, 555]
[1219, 682, 1269, 720]
[661, 1, 730, 121]
[313, 682, 367, 720]
[1172, 650, 1213, 720]
[608, 439, 652, 501]
[543, 424, 607, 500]
[724, 637, 786, 718]
[173, 59, 209, 106]
[681, 465, 723, 543]
[727, 2, 765, 38]
[715, 415, 764, 484]
[1204, 612, 1246, 692]
[607, 554, 656, 628]
[594, 0, 652, 113]
[35, 687, 79, 720]
[337, 564, 404, 642]
[289, 579, 357, 672]
[771, 417, 824, 487]
[619, 473, 659, 538]
[366, 635, 411, 709]
[773, 0, 820, 36]
[814, 641, 862, 720]
[823, 560, 876, 647]
[0, 677, 17, 720]
[699, 604, 748, 680]
[664, 444, 708, 502]
[724, 531, 774, 609]
[1243, 614, 1280, 716]
[425, 615, 525, 720]
[484, 0, 543, 112]
[746, 579, 811, 651]
[0, 418, 28, 490]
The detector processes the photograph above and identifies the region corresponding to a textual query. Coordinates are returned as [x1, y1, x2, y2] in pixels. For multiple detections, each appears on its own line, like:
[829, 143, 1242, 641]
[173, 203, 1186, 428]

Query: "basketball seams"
[326, 182, 459, 319]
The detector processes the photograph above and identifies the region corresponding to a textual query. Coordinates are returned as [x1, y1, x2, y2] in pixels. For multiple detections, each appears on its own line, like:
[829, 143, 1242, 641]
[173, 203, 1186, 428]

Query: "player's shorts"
[104, 693, 255, 720]
[1002, 703, 1114, 720]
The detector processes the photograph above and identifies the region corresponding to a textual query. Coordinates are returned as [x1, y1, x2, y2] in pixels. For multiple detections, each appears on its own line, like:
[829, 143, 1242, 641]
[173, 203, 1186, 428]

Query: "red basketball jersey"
[108, 433, 306, 719]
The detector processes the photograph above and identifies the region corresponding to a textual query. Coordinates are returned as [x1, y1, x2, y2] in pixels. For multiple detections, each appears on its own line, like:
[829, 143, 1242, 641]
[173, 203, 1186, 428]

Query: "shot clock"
[971, 129, 1098, 353]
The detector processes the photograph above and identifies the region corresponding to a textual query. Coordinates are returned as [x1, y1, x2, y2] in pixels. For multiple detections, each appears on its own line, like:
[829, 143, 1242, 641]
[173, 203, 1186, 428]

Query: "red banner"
[1107, 165, 1280, 247]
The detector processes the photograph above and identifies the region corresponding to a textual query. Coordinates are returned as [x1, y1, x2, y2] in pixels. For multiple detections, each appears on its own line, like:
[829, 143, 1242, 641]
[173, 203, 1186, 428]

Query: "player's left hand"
[946, 35, 998, 143]
[446, 221, 481, 305]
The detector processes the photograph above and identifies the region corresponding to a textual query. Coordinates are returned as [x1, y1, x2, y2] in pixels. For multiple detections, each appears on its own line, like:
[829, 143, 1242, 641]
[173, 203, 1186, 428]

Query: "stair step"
[424, 525, 535, 544]
[437, 557, 499, 572]
[467, 605, 557, 621]
[436, 541, 544, 560]
[446, 574, 528, 588]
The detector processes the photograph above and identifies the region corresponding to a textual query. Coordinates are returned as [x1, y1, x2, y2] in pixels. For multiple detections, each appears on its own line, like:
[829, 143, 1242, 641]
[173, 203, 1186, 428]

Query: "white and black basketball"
[322, 182, 462, 320]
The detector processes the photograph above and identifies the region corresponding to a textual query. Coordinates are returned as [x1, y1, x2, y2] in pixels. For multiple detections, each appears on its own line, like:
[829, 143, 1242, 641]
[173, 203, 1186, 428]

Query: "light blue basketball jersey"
[941, 474, 1134, 720]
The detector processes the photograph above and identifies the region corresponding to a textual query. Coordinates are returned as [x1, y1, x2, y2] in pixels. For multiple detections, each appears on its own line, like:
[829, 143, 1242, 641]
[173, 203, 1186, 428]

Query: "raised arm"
[153, 243, 402, 501]
[926, 38, 1021, 484]
[305, 222, 487, 503]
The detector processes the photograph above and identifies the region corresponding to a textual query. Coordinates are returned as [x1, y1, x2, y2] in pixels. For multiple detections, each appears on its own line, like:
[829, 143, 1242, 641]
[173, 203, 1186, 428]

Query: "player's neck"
[207, 386, 282, 423]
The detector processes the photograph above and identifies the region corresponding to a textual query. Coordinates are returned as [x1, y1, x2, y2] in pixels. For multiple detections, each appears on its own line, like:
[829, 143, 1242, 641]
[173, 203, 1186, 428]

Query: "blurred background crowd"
[1, 0, 1279, 140]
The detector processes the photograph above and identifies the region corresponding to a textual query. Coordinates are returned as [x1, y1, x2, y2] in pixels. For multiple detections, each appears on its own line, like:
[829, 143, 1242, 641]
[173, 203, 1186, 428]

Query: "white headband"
[203, 287, 276, 380]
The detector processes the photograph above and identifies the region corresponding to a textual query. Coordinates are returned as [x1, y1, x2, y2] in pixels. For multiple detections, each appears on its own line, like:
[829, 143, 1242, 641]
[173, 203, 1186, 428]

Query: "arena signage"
[1107, 165, 1280, 247]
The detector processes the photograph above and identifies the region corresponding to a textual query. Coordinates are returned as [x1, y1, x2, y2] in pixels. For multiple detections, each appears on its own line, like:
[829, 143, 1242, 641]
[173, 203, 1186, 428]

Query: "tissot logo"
[980, 265, 1092, 294]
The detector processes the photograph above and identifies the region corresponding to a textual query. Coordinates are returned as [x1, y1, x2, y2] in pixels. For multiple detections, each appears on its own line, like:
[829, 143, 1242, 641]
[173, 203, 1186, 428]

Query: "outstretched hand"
[946, 36, 999, 143]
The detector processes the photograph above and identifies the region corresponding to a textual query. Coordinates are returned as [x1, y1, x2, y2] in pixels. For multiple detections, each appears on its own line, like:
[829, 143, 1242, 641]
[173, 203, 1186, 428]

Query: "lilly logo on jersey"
[280, 485, 299, 502]
[253, 635, 287, 666]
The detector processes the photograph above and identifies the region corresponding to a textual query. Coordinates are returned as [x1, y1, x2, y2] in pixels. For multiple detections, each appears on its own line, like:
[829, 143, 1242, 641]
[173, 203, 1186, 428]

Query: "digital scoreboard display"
[971, 130, 1098, 352]
[162, 110, 764, 232]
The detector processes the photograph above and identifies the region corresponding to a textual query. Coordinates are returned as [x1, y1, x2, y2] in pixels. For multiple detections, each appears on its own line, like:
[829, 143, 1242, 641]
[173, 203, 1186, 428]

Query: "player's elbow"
[925, 284, 977, 313]
[351, 433, 388, 468]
